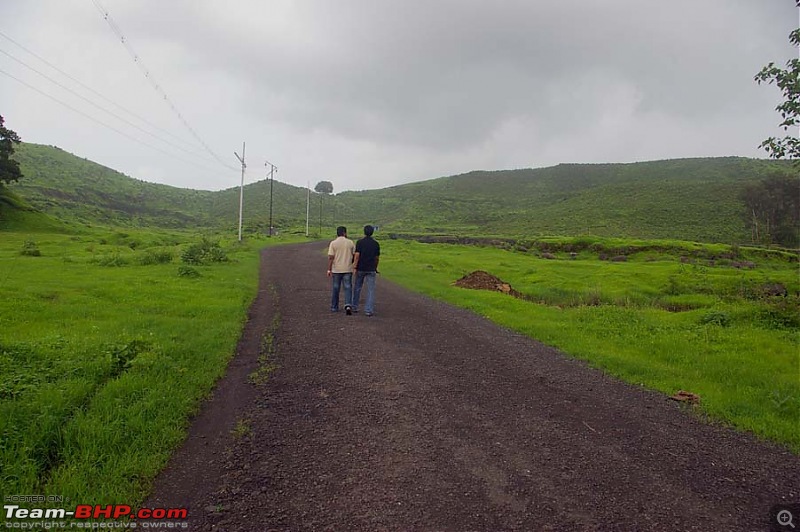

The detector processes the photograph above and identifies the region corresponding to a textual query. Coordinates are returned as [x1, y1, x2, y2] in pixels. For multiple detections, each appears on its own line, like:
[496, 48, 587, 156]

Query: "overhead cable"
[0, 67, 229, 179]
[90, 0, 236, 172]
[0, 29, 206, 156]
[0, 48, 225, 167]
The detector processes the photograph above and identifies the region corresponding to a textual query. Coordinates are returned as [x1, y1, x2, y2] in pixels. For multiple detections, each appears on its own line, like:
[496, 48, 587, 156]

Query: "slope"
[337, 157, 793, 242]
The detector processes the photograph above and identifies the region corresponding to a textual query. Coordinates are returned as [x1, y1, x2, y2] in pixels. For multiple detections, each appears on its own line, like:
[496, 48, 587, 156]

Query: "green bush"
[177, 265, 200, 278]
[181, 238, 228, 265]
[20, 240, 41, 257]
[700, 310, 731, 327]
[95, 253, 129, 267]
[138, 250, 173, 265]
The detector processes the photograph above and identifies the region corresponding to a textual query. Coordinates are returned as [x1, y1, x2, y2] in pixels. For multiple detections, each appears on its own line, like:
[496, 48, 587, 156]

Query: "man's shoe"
[345, 305, 352, 316]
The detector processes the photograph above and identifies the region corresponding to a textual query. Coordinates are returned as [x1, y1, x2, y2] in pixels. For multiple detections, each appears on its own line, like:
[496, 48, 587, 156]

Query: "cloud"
[0, 0, 795, 191]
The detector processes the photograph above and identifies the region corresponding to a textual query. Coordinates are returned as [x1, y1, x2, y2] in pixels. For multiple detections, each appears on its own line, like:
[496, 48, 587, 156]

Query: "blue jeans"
[353, 271, 376, 314]
[330, 273, 352, 311]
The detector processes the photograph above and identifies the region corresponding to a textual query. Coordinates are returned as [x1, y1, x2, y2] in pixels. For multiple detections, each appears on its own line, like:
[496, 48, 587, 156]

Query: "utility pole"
[265, 160, 277, 237]
[234, 142, 246, 242]
[306, 181, 310, 237]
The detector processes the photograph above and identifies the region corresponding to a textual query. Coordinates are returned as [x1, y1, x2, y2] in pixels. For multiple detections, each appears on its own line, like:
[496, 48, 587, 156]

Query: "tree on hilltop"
[0, 115, 23, 185]
[314, 181, 334, 195]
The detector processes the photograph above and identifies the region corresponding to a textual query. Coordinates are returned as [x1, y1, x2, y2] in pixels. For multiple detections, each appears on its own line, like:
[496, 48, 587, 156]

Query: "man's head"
[337, 226, 347, 237]
[363, 225, 374, 237]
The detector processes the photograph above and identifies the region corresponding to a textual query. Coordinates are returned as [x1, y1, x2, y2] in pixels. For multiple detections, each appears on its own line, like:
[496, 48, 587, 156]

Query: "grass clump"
[181, 238, 228, 265]
[20, 239, 41, 256]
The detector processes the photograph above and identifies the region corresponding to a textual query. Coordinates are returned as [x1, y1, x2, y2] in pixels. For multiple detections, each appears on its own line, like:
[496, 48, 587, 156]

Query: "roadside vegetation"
[380, 238, 800, 452]
[0, 228, 302, 503]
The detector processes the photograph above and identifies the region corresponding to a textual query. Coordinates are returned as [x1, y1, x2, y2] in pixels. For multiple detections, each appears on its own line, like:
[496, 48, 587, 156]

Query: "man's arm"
[352, 251, 360, 272]
[327, 254, 334, 277]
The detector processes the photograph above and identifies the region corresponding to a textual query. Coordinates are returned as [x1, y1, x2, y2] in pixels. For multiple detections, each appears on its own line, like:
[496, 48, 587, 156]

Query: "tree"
[754, 20, 800, 160]
[0, 115, 23, 185]
[740, 172, 800, 247]
[314, 181, 333, 194]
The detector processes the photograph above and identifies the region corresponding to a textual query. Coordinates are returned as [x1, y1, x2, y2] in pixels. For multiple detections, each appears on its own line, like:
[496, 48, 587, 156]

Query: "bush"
[177, 266, 200, 278]
[138, 250, 173, 265]
[181, 238, 228, 265]
[20, 240, 41, 257]
[95, 253, 129, 267]
[700, 310, 731, 327]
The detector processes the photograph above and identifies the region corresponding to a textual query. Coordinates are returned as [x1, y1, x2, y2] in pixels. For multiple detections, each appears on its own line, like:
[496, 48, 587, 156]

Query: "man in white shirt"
[327, 226, 356, 314]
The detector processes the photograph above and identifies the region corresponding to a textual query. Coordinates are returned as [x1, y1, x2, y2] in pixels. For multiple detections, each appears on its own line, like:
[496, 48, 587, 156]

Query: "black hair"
[337, 226, 347, 237]
[364, 225, 374, 236]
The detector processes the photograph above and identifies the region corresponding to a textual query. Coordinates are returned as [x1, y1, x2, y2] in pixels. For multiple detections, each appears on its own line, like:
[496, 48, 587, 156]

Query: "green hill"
[337, 158, 795, 243]
[7, 143, 311, 231]
[4, 143, 795, 244]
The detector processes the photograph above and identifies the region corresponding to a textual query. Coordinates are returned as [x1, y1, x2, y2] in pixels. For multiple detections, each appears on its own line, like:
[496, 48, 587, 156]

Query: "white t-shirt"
[328, 236, 355, 273]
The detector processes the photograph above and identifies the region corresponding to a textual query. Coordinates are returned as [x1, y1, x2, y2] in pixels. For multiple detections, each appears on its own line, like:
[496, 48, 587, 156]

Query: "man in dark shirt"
[352, 225, 381, 317]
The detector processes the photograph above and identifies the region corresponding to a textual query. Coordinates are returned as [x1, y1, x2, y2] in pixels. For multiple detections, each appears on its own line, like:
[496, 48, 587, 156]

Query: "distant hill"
[4, 143, 794, 244]
[338, 158, 795, 243]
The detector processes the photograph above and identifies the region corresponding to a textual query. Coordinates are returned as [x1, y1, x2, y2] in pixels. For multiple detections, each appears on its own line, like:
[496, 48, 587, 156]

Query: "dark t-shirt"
[355, 236, 380, 271]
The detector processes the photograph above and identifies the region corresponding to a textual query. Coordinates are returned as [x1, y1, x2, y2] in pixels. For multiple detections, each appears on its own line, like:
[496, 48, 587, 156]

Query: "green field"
[2, 143, 799, 507]
[379, 238, 800, 452]
[0, 228, 303, 503]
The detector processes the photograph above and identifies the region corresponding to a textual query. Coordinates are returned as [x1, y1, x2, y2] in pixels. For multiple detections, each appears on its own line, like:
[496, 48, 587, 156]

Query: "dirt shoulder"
[147, 241, 800, 531]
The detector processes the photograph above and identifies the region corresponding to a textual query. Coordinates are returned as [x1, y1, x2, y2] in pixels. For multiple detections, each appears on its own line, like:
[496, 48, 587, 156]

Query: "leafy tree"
[0, 115, 23, 185]
[754, 20, 800, 159]
[740, 172, 800, 247]
[314, 181, 333, 194]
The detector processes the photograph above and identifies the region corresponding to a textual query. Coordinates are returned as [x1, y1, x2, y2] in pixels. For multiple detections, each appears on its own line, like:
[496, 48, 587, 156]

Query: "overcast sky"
[1, 1, 797, 192]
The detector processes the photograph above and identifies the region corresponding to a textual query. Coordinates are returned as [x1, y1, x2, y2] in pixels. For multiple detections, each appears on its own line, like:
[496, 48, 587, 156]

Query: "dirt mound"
[454, 271, 521, 297]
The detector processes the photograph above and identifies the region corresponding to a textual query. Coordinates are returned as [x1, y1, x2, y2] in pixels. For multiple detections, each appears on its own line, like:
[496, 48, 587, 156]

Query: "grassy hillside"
[9, 143, 312, 231]
[337, 158, 795, 243]
[0, 185, 67, 232]
[7, 143, 794, 244]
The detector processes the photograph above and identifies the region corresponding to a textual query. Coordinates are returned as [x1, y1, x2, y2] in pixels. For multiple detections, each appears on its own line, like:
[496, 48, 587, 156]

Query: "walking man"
[352, 225, 380, 317]
[327, 226, 355, 314]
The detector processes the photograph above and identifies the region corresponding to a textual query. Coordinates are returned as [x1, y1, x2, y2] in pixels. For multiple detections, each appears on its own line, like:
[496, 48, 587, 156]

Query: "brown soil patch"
[454, 270, 522, 298]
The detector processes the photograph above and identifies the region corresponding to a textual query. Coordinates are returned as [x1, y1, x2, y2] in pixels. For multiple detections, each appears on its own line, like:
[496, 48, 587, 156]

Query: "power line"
[90, 0, 233, 171]
[0, 47, 229, 168]
[0, 67, 229, 180]
[0, 29, 208, 158]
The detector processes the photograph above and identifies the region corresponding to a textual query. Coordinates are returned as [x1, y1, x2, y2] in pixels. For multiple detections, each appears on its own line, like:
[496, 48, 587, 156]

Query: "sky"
[0, 1, 797, 192]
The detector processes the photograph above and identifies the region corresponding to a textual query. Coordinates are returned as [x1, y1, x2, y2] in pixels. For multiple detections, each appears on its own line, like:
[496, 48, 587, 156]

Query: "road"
[147, 241, 800, 531]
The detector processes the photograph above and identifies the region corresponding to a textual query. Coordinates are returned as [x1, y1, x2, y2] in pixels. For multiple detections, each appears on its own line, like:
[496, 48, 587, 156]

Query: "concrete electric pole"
[234, 142, 246, 242]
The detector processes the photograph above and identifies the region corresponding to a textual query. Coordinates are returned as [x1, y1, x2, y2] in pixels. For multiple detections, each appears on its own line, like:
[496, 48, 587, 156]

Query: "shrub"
[138, 250, 173, 265]
[181, 238, 228, 265]
[177, 266, 200, 278]
[700, 310, 731, 327]
[20, 240, 41, 257]
[95, 253, 129, 267]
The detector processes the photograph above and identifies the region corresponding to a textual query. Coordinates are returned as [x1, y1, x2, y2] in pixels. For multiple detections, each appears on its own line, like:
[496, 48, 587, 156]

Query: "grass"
[0, 228, 303, 505]
[379, 238, 800, 452]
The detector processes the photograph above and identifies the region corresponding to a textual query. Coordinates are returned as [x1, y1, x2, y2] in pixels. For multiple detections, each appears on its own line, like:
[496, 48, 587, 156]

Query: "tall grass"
[380, 239, 800, 452]
[0, 229, 301, 504]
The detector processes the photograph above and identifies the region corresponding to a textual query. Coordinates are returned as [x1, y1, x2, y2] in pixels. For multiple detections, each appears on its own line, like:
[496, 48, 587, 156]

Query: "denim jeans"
[353, 271, 377, 314]
[330, 272, 352, 311]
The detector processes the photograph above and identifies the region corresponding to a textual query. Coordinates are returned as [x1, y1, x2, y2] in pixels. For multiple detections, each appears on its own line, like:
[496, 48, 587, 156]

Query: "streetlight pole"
[265, 160, 277, 236]
[234, 142, 246, 242]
